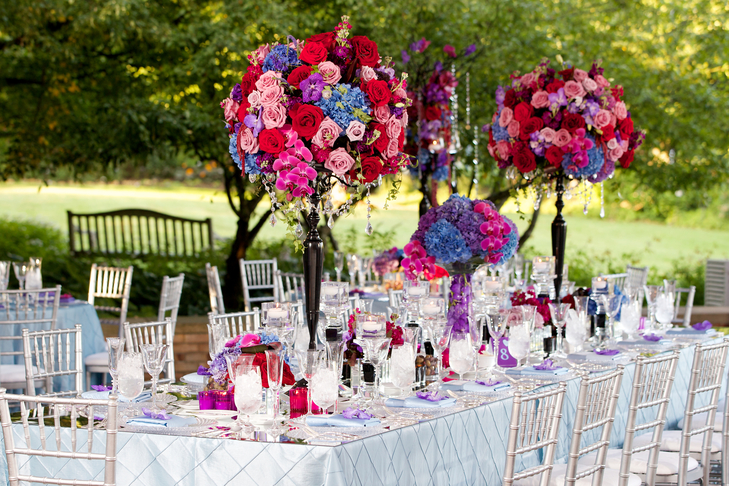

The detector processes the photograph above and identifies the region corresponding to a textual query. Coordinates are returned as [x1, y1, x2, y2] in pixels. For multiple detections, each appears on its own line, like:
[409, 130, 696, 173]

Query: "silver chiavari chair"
[626, 265, 649, 290]
[503, 382, 567, 486]
[276, 271, 305, 302]
[632, 339, 729, 485]
[599, 272, 628, 293]
[22, 325, 83, 398]
[205, 263, 225, 315]
[239, 258, 278, 311]
[0, 286, 61, 391]
[87, 264, 133, 338]
[208, 309, 261, 344]
[388, 289, 403, 309]
[672, 286, 696, 327]
[123, 318, 175, 387]
[157, 273, 185, 336]
[0, 388, 118, 486]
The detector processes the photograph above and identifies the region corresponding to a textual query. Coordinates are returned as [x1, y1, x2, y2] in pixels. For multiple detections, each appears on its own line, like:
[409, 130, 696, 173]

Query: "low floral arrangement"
[219, 16, 413, 237]
[342, 308, 403, 366]
[372, 247, 403, 277]
[197, 332, 296, 389]
[510, 288, 588, 327]
[483, 59, 645, 181]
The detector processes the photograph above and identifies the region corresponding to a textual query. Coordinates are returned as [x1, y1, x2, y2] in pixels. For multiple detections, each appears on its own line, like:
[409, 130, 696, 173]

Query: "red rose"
[287, 66, 313, 89]
[601, 124, 615, 141]
[519, 117, 544, 140]
[545, 146, 564, 168]
[619, 149, 635, 169]
[503, 89, 518, 109]
[236, 99, 250, 122]
[545, 80, 565, 94]
[559, 67, 575, 81]
[425, 106, 442, 121]
[307, 32, 337, 51]
[366, 80, 392, 107]
[350, 36, 380, 67]
[562, 113, 586, 133]
[360, 156, 384, 183]
[513, 102, 533, 122]
[371, 123, 389, 153]
[512, 143, 536, 173]
[292, 105, 324, 139]
[258, 129, 286, 155]
[398, 129, 405, 150]
[618, 117, 634, 137]
[240, 66, 262, 97]
[299, 42, 328, 65]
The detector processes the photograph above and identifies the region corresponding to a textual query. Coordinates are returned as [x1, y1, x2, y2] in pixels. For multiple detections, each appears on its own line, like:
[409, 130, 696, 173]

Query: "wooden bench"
[67, 209, 213, 258]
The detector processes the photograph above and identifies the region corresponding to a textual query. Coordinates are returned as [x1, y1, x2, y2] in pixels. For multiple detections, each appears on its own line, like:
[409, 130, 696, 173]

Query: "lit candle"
[322, 286, 339, 296]
[533, 262, 549, 272]
[422, 304, 440, 315]
[408, 286, 426, 296]
[594, 280, 607, 289]
[268, 308, 288, 319]
[362, 321, 382, 333]
[483, 280, 501, 292]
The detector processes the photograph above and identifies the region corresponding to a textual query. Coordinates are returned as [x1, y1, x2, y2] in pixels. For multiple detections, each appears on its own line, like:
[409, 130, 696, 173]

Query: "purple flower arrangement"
[372, 247, 403, 277]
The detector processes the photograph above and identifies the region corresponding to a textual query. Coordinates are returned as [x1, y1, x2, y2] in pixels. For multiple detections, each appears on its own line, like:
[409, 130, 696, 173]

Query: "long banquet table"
[0, 336, 723, 486]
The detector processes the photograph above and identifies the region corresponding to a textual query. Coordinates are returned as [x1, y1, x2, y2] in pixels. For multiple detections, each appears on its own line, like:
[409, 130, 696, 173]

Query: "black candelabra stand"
[551, 172, 567, 299]
[302, 189, 323, 350]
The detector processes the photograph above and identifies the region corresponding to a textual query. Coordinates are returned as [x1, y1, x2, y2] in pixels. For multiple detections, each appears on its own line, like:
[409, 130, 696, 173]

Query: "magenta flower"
[443, 45, 457, 58]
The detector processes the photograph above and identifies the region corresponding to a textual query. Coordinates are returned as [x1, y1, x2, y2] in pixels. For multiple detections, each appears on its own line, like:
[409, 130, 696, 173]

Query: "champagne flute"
[334, 251, 344, 283]
[141, 343, 169, 411]
[106, 337, 125, 394]
[519, 305, 537, 364]
[12, 262, 29, 290]
[265, 349, 286, 431]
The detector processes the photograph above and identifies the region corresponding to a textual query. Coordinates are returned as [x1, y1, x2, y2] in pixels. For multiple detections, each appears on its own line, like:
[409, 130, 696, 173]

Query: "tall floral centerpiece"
[483, 59, 645, 295]
[402, 194, 518, 332]
[219, 17, 412, 349]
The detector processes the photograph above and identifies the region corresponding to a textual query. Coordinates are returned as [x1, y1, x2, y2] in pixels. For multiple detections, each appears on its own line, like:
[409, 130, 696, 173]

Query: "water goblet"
[620, 299, 641, 339]
[310, 354, 340, 414]
[106, 338, 125, 395]
[448, 329, 474, 379]
[117, 352, 144, 402]
[294, 348, 324, 415]
[141, 343, 169, 411]
[12, 262, 29, 290]
[548, 302, 571, 358]
[507, 324, 531, 366]
[0, 261, 10, 291]
[207, 320, 227, 360]
[334, 251, 344, 283]
[226, 354, 262, 434]
[573, 296, 591, 338]
[26, 257, 43, 290]
[390, 327, 419, 397]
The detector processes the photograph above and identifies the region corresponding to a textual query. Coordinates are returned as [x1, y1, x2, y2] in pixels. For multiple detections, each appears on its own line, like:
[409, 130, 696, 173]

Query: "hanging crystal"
[582, 180, 589, 215]
[270, 214, 276, 227]
[248, 173, 257, 183]
[365, 188, 373, 235]
[465, 72, 471, 131]
[506, 166, 517, 180]
[448, 63, 461, 154]
[327, 215, 334, 228]
[534, 189, 542, 211]
[472, 125, 479, 196]
[599, 182, 605, 218]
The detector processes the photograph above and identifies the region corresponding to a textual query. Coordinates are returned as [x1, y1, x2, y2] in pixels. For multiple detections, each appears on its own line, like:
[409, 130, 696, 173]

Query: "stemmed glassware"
[423, 318, 448, 387]
[117, 352, 144, 402]
[548, 303, 571, 358]
[507, 322, 531, 367]
[265, 349, 286, 430]
[334, 251, 344, 283]
[0, 261, 11, 291]
[600, 294, 623, 342]
[513, 254, 526, 290]
[346, 254, 360, 288]
[107, 338, 125, 395]
[447, 329, 474, 379]
[573, 296, 591, 341]
[620, 288, 641, 339]
[643, 285, 663, 333]
[12, 262, 29, 290]
[519, 305, 537, 365]
[226, 354, 262, 434]
[390, 327, 419, 397]
[207, 320, 226, 360]
[353, 314, 391, 402]
[403, 279, 429, 321]
[141, 343, 169, 412]
[310, 352, 340, 415]
[487, 310, 510, 372]
[26, 257, 42, 290]
[294, 348, 324, 415]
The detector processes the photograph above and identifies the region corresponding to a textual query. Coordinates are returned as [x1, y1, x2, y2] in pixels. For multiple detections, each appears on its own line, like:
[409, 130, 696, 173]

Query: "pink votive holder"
[215, 390, 234, 410]
[198, 390, 216, 410]
[289, 388, 322, 418]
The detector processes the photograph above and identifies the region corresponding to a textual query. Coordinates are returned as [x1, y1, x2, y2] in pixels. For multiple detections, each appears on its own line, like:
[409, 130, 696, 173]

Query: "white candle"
[595, 280, 607, 289]
[483, 280, 501, 291]
[322, 287, 339, 296]
[362, 322, 381, 333]
[422, 304, 440, 315]
[268, 309, 287, 319]
[533, 262, 549, 272]
[408, 287, 426, 296]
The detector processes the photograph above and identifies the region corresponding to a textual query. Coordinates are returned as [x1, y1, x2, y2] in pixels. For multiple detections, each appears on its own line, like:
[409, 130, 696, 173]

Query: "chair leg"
[86, 371, 91, 389]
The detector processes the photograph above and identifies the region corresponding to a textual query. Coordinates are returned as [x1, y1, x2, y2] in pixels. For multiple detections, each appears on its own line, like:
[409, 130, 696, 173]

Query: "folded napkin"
[126, 414, 196, 428]
[306, 414, 381, 428]
[81, 390, 153, 403]
[440, 380, 512, 393]
[567, 351, 623, 362]
[666, 328, 717, 336]
[505, 366, 569, 376]
[385, 396, 457, 408]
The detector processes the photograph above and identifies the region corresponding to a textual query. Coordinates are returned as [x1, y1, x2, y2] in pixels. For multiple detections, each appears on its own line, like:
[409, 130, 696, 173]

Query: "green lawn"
[1, 180, 728, 272]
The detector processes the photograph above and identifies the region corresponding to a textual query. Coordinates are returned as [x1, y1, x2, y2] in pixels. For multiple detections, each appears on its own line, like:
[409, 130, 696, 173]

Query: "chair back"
[625, 265, 649, 290]
[22, 325, 83, 398]
[239, 259, 278, 311]
[600, 272, 628, 292]
[88, 264, 133, 337]
[0, 287, 61, 362]
[276, 271, 305, 302]
[157, 273, 185, 335]
[388, 289, 403, 309]
[672, 286, 696, 327]
[208, 310, 261, 344]
[123, 318, 175, 385]
[503, 382, 567, 486]
[0, 388, 118, 486]
[205, 263, 225, 315]
[618, 351, 680, 486]
[676, 338, 729, 485]
[565, 366, 625, 486]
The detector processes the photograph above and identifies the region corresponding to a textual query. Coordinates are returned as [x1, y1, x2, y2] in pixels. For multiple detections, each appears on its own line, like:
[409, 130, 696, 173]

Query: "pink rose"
[595, 75, 610, 88]
[620, 139, 629, 151]
[607, 138, 619, 150]
[563, 80, 586, 99]
[312, 117, 342, 148]
[593, 110, 611, 128]
[540, 127, 556, 143]
[499, 107, 514, 127]
[496, 140, 511, 159]
[384, 138, 399, 159]
[610, 113, 617, 127]
[399, 111, 409, 128]
[262, 104, 287, 129]
[260, 86, 284, 107]
[386, 116, 401, 139]
[238, 128, 259, 154]
[318, 61, 342, 85]
[520, 72, 536, 88]
[614, 101, 627, 120]
[345, 120, 366, 141]
[221, 98, 240, 122]
[553, 129, 572, 147]
[487, 144, 496, 159]
[374, 104, 391, 123]
[360, 66, 377, 82]
[507, 120, 520, 138]
[255, 71, 281, 91]
[247, 91, 262, 110]
[531, 90, 550, 109]
[582, 78, 598, 92]
[608, 146, 625, 161]
[252, 44, 270, 64]
[573, 69, 589, 82]
[394, 88, 407, 99]
[325, 148, 355, 175]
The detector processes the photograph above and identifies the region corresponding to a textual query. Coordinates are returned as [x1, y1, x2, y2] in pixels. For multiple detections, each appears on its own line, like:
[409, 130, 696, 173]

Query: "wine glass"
[106, 338, 125, 395]
[448, 329, 474, 380]
[26, 257, 42, 290]
[548, 303, 571, 358]
[265, 349, 286, 431]
[573, 296, 591, 339]
[390, 327, 419, 397]
[487, 310, 509, 371]
[207, 320, 227, 360]
[643, 285, 663, 333]
[141, 343, 169, 412]
[346, 254, 360, 288]
[507, 323, 531, 366]
[117, 352, 144, 402]
[12, 262, 29, 290]
[423, 318, 448, 387]
[294, 348, 324, 415]
[226, 354, 262, 434]
[600, 294, 623, 341]
[0, 261, 12, 291]
[310, 353, 340, 414]
[334, 251, 344, 282]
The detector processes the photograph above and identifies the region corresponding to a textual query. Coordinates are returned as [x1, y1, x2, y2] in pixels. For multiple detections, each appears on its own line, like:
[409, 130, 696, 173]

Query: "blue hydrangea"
[432, 165, 449, 181]
[423, 219, 472, 264]
[262, 44, 301, 73]
[259, 331, 280, 346]
[494, 218, 519, 267]
[244, 154, 261, 175]
[491, 109, 510, 142]
[229, 136, 242, 170]
[562, 135, 604, 178]
[315, 84, 371, 130]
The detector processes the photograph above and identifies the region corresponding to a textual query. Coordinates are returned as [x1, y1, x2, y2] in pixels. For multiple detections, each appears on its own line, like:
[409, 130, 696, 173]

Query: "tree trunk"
[519, 206, 541, 248]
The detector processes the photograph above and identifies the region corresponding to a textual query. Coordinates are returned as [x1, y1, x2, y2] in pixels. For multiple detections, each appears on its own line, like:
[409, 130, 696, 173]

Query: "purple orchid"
[300, 73, 325, 103]
[594, 349, 620, 356]
[643, 334, 662, 342]
[197, 365, 212, 376]
[534, 359, 562, 371]
[495, 86, 506, 107]
[548, 88, 568, 109]
[693, 321, 712, 331]
[415, 391, 449, 402]
[341, 407, 373, 420]
[91, 385, 112, 392]
[141, 407, 170, 420]
[475, 379, 503, 387]
[464, 44, 477, 56]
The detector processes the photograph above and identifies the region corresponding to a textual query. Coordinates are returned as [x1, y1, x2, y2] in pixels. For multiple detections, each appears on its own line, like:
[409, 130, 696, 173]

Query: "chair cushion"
[0, 364, 40, 384]
[634, 429, 722, 453]
[515, 464, 641, 486]
[84, 352, 108, 367]
[677, 398, 725, 432]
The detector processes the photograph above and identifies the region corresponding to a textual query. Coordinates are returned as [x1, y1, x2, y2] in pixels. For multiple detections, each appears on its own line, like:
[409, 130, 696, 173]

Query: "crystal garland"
[509, 175, 611, 219]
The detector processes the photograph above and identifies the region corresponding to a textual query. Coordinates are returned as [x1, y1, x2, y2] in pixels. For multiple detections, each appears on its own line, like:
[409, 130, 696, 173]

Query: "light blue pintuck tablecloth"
[0, 301, 106, 392]
[0, 340, 722, 486]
